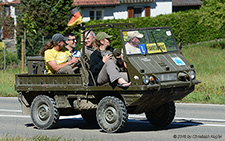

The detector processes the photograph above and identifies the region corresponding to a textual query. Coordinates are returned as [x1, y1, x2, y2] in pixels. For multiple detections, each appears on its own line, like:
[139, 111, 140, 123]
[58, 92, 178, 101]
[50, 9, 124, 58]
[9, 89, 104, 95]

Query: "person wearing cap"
[125, 31, 144, 54]
[44, 33, 79, 74]
[89, 32, 131, 88]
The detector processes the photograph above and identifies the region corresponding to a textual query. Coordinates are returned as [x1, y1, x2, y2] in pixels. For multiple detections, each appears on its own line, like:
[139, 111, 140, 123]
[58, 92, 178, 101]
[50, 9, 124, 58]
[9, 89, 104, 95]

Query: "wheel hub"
[104, 107, 117, 124]
[37, 104, 50, 121]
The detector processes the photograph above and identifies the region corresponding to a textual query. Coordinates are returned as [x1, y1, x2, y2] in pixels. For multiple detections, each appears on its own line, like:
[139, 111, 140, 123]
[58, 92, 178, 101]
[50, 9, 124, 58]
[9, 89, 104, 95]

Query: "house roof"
[173, 0, 203, 6]
[1, 0, 20, 5]
[118, 0, 155, 4]
[73, 0, 120, 7]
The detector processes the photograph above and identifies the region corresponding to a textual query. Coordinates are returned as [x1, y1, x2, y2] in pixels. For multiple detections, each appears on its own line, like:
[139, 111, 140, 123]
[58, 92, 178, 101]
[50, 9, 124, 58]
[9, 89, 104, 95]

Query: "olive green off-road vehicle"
[15, 23, 200, 133]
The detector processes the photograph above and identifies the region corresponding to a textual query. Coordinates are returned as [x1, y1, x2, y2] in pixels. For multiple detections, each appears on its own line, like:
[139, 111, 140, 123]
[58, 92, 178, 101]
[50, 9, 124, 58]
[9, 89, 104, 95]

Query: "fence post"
[4, 41, 6, 70]
[24, 29, 26, 72]
[21, 39, 24, 73]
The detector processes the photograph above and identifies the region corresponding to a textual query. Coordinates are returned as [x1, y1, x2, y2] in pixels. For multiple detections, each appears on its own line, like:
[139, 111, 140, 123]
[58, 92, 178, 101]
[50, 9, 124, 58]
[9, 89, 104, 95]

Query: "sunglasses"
[68, 38, 77, 42]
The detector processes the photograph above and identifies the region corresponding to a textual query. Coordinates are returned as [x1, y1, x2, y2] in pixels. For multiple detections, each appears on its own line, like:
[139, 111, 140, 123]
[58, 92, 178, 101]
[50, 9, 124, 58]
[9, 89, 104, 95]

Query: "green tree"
[16, 0, 76, 58]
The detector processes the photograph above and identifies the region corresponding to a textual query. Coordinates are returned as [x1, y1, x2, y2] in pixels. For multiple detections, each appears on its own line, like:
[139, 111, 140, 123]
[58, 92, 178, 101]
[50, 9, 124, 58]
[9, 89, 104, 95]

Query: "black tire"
[96, 96, 128, 133]
[81, 109, 97, 124]
[31, 95, 59, 129]
[145, 101, 175, 128]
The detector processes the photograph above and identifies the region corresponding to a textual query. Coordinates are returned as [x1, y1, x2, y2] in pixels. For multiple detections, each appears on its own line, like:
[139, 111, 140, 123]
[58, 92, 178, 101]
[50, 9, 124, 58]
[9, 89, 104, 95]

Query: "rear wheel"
[31, 95, 59, 129]
[145, 101, 175, 128]
[96, 96, 128, 133]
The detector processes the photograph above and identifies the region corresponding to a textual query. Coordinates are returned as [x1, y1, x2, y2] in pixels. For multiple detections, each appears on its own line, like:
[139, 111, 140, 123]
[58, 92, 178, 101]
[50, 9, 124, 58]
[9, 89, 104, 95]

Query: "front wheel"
[145, 101, 175, 128]
[31, 95, 59, 129]
[96, 96, 128, 133]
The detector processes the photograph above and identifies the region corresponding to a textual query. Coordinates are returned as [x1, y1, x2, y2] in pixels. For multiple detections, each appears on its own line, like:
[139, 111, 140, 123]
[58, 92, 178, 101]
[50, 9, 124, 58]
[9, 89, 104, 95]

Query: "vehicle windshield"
[121, 27, 178, 55]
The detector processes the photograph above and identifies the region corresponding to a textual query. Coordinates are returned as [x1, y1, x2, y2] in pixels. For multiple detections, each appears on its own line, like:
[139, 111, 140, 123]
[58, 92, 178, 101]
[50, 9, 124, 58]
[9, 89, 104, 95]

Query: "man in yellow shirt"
[44, 33, 79, 74]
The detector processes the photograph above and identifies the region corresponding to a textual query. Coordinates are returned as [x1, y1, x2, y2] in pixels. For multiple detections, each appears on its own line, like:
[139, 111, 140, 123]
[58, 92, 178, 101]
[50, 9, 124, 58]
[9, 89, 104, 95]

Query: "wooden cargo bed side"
[15, 74, 82, 91]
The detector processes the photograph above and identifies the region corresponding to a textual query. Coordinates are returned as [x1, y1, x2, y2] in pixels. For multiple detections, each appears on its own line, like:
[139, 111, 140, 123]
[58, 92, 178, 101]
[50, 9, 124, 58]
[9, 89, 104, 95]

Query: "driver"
[125, 31, 143, 54]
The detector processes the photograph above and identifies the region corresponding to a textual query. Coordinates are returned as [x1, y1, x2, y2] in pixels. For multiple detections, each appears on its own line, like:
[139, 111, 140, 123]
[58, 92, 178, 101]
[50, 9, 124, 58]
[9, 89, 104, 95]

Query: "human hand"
[102, 53, 112, 63]
[68, 57, 80, 65]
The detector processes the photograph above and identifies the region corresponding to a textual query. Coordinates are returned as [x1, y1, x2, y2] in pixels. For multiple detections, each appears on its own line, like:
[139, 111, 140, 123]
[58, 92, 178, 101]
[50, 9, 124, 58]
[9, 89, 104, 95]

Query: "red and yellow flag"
[67, 7, 82, 28]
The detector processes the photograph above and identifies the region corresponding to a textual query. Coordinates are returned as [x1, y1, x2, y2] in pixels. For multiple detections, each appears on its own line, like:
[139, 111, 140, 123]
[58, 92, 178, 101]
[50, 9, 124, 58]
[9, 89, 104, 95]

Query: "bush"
[83, 0, 225, 49]
[0, 50, 20, 69]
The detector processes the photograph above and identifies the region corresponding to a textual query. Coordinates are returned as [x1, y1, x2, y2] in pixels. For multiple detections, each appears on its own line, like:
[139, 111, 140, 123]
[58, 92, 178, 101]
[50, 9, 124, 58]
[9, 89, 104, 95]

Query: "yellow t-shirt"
[44, 48, 70, 74]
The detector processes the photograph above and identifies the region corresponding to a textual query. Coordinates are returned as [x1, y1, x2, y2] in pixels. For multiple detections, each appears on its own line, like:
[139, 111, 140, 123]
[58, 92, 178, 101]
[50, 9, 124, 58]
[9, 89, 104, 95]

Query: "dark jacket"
[89, 47, 114, 86]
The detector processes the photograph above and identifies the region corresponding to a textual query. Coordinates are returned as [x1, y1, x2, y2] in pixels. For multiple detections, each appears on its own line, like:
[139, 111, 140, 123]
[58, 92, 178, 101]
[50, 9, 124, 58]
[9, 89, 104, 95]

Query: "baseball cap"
[96, 32, 112, 41]
[127, 31, 144, 39]
[52, 33, 68, 43]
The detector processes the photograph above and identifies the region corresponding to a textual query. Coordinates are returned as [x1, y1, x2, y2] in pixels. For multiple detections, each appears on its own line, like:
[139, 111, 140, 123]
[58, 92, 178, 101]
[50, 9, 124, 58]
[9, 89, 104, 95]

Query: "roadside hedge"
[16, 0, 225, 56]
[84, 0, 225, 48]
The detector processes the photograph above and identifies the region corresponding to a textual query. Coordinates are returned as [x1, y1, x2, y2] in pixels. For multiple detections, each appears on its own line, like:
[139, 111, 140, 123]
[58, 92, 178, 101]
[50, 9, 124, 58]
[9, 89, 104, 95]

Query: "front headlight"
[142, 75, 150, 85]
[188, 70, 195, 80]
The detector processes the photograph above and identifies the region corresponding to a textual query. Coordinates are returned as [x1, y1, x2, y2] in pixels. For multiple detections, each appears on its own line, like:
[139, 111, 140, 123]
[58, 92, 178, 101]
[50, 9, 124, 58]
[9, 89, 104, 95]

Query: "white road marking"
[0, 112, 225, 128]
[0, 115, 30, 118]
[175, 117, 225, 122]
[176, 103, 225, 107]
[0, 109, 21, 112]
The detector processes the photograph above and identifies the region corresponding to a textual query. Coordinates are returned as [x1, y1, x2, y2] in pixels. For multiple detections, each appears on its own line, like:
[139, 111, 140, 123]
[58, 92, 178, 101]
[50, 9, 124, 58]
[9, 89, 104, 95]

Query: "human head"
[95, 32, 112, 50]
[65, 33, 76, 49]
[52, 33, 68, 48]
[85, 30, 95, 47]
[127, 31, 143, 47]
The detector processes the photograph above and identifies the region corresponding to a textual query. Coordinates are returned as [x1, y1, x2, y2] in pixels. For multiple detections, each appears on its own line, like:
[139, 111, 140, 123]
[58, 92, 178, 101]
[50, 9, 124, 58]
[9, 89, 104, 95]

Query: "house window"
[134, 8, 142, 18]
[5, 6, 10, 16]
[128, 6, 151, 18]
[90, 10, 103, 20]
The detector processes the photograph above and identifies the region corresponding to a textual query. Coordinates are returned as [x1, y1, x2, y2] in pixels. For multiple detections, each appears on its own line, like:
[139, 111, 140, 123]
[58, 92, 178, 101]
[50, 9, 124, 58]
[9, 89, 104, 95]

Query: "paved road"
[0, 97, 225, 141]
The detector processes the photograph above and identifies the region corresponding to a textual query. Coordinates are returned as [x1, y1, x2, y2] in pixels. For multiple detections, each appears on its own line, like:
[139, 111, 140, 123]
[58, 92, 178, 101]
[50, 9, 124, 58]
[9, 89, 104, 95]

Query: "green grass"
[179, 40, 225, 104]
[0, 40, 225, 104]
[0, 135, 99, 141]
[0, 67, 21, 97]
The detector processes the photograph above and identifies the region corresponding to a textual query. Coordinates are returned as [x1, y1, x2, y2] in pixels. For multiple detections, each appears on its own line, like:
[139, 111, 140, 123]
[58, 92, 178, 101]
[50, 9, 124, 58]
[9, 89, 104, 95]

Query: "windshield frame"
[120, 26, 178, 56]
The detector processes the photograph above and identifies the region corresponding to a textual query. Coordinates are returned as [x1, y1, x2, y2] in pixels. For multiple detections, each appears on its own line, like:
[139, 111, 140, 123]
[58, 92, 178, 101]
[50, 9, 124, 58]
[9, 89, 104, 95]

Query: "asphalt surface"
[0, 97, 225, 141]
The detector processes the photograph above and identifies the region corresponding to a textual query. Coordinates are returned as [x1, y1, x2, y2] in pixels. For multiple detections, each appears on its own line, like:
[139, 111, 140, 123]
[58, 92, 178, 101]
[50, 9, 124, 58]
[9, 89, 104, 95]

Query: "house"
[0, 0, 173, 40]
[0, 0, 20, 40]
[172, 0, 203, 12]
[73, 0, 172, 22]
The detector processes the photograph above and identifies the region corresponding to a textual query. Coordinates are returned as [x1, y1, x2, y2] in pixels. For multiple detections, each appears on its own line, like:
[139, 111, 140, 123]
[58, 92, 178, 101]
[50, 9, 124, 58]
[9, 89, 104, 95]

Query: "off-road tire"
[145, 101, 175, 128]
[31, 95, 59, 129]
[96, 96, 128, 133]
[81, 109, 97, 124]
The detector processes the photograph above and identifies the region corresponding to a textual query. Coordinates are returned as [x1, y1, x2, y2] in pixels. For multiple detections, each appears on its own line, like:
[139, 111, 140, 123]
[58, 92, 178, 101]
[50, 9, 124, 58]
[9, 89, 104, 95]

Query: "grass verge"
[179, 40, 225, 104]
[0, 67, 20, 97]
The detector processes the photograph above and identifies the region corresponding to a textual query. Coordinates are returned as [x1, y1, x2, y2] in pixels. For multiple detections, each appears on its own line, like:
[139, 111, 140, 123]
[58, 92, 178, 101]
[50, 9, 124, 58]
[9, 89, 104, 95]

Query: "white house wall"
[151, 0, 172, 17]
[80, 0, 172, 22]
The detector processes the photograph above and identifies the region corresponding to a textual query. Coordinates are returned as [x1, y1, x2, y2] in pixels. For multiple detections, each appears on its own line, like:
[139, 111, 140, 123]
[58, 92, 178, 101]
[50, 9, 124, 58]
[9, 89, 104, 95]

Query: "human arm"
[48, 57, 79, 72]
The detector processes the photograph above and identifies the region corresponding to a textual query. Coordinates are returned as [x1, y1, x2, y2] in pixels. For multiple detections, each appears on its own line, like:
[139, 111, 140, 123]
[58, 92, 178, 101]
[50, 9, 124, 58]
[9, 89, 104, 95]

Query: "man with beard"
[44, 33, 79, 74]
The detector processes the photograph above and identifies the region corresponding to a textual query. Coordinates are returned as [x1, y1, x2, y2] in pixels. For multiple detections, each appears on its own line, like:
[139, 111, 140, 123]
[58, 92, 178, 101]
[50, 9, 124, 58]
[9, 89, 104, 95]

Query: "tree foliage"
[16, 0, 225, 57]
[16, 0, 75, 58]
